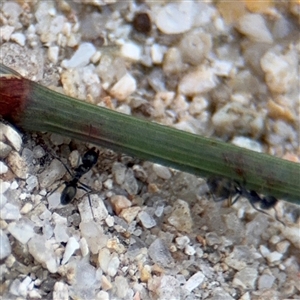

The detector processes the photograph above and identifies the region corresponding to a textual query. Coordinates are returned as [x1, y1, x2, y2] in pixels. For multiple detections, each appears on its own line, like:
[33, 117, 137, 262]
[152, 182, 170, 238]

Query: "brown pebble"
[133, 12, 151, 33]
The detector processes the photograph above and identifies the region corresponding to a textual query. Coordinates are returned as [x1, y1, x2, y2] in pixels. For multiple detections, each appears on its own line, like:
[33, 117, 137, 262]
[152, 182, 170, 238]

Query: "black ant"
[207, 177, 284, 225]
[57, 147, 99, 205]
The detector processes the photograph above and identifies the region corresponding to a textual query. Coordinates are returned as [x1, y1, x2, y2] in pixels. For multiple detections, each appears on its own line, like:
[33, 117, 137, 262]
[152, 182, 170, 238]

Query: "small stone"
[6, 151, 27, 179]
[179, 31, 212, 66]
[140, 265, 152, 282]
[0, 161, 8, 174]
[184, 245, 196, 256]
[28, 235, 58, 273]
[151, 44, 166, 64]
[115, 276, 129, 298]
[10, 32, 26, 46]
[112, 162, 126, 185]
[231, 136, 263, 152]
[62, 237, 80, 265]
[107, 254, 120, 277]
[175, 236, 190, 249]
[110, 73, 137, 101]
[53, 282, 69, 300]
[167, 199, 192, 233]
[0, 123, 22, 152]
[120, 42, 142, 61]
[148, 238, 173, 267]
[0, 230, 11, 259]
[276, 240, 290, 254]
[236, 13, 273, 43]
[178, 66, 217, 96]
[258, 273, 275, 290]
[48, 46, 59, 64]
[152, 164, 172, 180]
[0, 203, 21, 220]
[101, 275, 112, 291]
[98, 248, 111, 273]
[38, 159, 66, 188]
[120, 206, 141, 224]
[80, 237, 89, 257]
[61, 42, 96, 68]
[260, 245, 271, 257]
[138, 211, 156, 229]
[261, 48, 297, 94]
[133, 12, 151, 34]
[183, 271, 205, 292]
[122, 168, 139, 195]
[233, 267, 258, 289]
[110, 195, 132, 215]
[266, 251, 283, 264]
[7, 219, 35, 244]
[155, 2, 194, 34]
[206, 232, 222, 246]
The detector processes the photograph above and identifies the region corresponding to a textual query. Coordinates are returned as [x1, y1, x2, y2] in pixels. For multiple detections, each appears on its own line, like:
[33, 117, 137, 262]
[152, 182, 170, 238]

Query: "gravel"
[0, 1, 300, 300]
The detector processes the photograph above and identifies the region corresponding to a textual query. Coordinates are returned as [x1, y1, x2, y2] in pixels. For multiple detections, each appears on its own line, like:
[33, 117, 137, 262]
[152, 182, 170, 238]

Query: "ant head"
[82, 147, 99, 168]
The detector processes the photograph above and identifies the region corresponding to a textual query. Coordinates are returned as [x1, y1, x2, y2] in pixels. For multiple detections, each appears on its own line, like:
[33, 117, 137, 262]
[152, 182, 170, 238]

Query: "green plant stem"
[0, 63, 299, 204]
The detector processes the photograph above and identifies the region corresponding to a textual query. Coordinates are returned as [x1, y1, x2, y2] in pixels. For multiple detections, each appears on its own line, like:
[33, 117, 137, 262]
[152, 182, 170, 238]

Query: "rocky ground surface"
[0, 1, 300, 300]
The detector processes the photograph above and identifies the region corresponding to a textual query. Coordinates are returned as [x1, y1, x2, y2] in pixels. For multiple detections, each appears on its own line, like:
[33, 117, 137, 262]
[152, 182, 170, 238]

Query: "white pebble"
[0, 203, 21, 220]
[107, 255, 120, 277]
[152, 164, 172, 180]
[7, 220, 35, 244]
[0, 230, 11, 259]
[178, 67, 217, 96]
[0, 123, 22, 152]
[62, 237, 80, 264]
[138, 211, 156, 228]
[48, 46, 59, 64]
[266, 251, 283, 264]
[0, 161, 8, 174]
[231, 136, 263, 152]
[0, 25, 14, 41]
[10, 32, 26, 46]
[175, 236, 190, 249]
[80, 237, 90, 257]
[120, 42, 142, 61]
[0, 180, 10, 194]
[110, 73, 137, 101]
[155, 2, 194, 34]
[183, 271, 205, 292]
[151, 44, 166, 64]
[61, 42, 96, 68]
[236, 13, 273, 43]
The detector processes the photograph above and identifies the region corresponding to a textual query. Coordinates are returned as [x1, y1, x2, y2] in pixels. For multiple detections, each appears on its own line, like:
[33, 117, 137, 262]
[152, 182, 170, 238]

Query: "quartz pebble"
[0, 123, 22, 152]
[0, 230, 11, 259]
[233, 267, 258, 289]
[178, 67, 217, 96]
[183, 271, 205, 292]
[236, 13, 273, 43]
[152, 164, 172, 180]
[110, 195, 132, 215]
[148, 238, 173, 267]
[62, 42, 96, 68]
[0, 161, 8, 174]
[6, 151, 28, 179]
[155, 2, 194, 34]
[61, 237, 80, 264]
[138, 211, 156, 228]
[7, 219, 35, 244]
[28, 235, 58, 273]
[110, 73, 137, 101]
[167, 199, 192, 233]
[38, 159, 66, 188]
